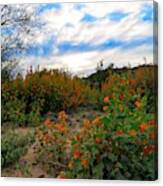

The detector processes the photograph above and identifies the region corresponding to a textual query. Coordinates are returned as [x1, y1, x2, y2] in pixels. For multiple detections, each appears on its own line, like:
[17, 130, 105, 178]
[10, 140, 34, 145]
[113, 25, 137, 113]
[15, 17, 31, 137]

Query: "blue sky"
[2, 1, 155, 77]
[140, 3, 154, 22]
[36, 3, 62, 15]
[80, 13, 98, 23]
[107, 11, 130, 22]
[57, 36, 153, 54]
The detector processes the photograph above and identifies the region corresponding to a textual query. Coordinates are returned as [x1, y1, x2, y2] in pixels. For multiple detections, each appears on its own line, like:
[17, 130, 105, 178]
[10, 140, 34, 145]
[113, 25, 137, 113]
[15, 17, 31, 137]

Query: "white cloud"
[80, 1, 141, 17]
[36, 1, 153, 46]
[13, 1, 154, 77]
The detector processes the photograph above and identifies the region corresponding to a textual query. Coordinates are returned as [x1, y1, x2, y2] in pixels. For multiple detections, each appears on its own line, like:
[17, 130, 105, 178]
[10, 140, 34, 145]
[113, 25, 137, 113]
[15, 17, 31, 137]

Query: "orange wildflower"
[119, 94, 125, 101]
[55, 123, 66, 133]
[81, 159, 88, 168]
[148, 119, 156, 126]
[73, 143, 80, 149]
[142, 140, 148, 145]
[44, 118, 53, 128]
[129, 79, 136, 87]
[73, 150, 81, 159]
[80, 127, 85, 134]
[76, 134, 81, 142]
[128, 129, 137, 137]
[58, 111, 68, 121]
[149, 131, 156, 139]
[103, 96, 110, 103]
[83, 119, 91, 128]
[57, 171, 67, 179]
[143, 145, 155, 156]
[120, 79, 126, 84]
[92, 117, 101, 125]
[135, 100, 142, 108]
[95, 137, 101, 144]
[103, 106, 108, 112]
[139, 123, 148, 132]
[44, 133, 53, 143]
[116, 130, 124, 136]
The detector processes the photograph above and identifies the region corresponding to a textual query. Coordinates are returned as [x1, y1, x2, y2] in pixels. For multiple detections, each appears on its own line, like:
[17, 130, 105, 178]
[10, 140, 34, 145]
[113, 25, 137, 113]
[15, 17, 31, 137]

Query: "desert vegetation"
[1, 64, 157, 180]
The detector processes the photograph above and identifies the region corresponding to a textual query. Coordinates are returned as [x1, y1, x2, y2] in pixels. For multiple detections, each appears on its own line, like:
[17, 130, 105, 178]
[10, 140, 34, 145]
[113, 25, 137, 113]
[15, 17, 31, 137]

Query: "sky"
[2, 1, 156, 77]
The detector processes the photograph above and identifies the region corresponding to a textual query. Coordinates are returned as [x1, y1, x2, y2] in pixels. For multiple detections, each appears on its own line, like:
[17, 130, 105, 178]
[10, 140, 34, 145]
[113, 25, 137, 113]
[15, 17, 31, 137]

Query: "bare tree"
[1, 4, 41, 80]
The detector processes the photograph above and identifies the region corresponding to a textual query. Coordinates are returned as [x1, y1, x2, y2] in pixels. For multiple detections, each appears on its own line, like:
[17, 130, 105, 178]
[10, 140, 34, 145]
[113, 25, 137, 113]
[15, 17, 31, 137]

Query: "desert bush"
[27, 109, 41, 127]
[1, 98, 26, 126]
[2, 66, 156, 127]
[65, 79, 157, 180]
[2, 69, 98, 127]
[1, 65, 157, 179]
[35, 111, 71, 177]
[1, 131, 35, 168]
[35, 75, 157, 180]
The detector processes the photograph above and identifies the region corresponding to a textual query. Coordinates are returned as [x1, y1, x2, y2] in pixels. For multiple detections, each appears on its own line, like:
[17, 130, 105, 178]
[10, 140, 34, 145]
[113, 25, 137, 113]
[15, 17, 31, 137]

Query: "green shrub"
[27, 103, 41, 127]
[1, 131, 35, 168]
[2, 99, 26, 127]
[65, 78, 157, 180]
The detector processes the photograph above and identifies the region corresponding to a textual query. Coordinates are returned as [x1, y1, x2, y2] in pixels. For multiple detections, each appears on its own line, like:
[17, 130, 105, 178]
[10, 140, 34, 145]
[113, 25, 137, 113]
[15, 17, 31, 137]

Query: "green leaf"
[102, 117, 111, 128]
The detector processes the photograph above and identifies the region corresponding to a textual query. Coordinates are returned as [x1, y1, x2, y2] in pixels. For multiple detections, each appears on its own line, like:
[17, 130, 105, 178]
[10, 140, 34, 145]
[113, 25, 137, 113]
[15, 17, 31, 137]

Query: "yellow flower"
[68, 161, 74, 169]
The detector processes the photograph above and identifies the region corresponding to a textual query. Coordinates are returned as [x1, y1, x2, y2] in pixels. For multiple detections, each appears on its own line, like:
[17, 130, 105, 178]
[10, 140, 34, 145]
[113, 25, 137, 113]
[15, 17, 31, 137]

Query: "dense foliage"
[2, 69, 98, 126]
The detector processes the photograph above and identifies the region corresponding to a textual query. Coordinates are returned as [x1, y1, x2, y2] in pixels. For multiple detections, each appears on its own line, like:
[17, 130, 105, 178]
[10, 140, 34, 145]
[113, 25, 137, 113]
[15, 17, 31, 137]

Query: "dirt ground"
[2, 107, 105, 178]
